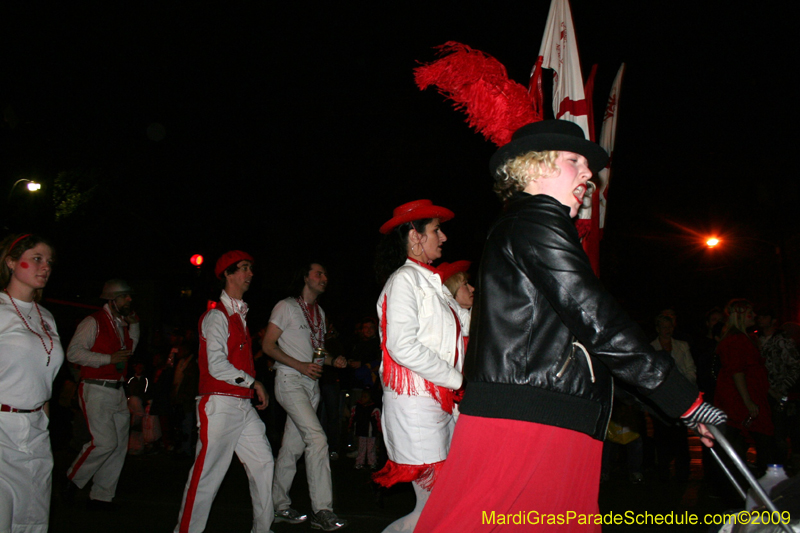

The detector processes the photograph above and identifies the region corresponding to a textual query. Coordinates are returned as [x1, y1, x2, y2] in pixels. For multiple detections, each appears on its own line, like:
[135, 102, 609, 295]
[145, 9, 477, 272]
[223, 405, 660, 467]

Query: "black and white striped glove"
[681, 401, 727, 429]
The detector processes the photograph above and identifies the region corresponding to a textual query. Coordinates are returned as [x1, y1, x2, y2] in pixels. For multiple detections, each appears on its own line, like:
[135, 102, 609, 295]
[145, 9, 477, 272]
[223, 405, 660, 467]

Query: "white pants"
[0, 411, 52, 533]
[67, 383, 129, 502]
[174, 395, 274, 533]
[273, 371, 332, 513]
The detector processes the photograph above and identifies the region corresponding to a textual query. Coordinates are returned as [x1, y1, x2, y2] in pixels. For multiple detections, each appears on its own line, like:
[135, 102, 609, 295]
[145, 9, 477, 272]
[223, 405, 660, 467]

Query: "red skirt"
[415, 414, 603, 532]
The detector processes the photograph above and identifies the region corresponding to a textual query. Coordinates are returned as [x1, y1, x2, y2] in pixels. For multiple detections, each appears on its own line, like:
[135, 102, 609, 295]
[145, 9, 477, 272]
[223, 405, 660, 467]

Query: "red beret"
[215, 250, 254, 279]
[437, 260, 471, 283]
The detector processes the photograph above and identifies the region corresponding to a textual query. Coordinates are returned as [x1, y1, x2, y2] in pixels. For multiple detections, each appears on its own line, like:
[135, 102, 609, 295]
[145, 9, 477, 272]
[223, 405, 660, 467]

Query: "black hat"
[489, 120, 609, 175]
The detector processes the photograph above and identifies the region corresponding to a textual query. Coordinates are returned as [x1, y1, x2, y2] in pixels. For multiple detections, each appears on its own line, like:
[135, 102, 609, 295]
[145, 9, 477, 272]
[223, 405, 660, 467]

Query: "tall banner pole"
[597, 63, 626, 236]
[530, 0, 591, 138]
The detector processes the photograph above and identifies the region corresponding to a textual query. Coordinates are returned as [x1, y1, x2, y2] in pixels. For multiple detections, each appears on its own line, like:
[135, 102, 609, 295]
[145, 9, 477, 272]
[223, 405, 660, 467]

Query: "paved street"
[47, 433, 746, 533]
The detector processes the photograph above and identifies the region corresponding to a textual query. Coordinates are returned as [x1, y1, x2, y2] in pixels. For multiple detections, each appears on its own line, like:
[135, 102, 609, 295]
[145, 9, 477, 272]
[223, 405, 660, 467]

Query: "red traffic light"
[190, 254, 204, 266]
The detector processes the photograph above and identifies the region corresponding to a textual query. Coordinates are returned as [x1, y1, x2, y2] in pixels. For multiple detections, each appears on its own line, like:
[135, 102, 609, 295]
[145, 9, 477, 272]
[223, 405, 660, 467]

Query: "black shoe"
[86, 499, 118, 512]
[371, 482, 385, 508]
[61, 481, 78, 504]
[309, 510, 347, 531]
[274, 508, 308, 524]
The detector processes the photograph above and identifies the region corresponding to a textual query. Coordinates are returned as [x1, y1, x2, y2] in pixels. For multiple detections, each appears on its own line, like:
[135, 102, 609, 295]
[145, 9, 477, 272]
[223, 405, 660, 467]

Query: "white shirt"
[67, 303, 140, 368]
[269, 297, 326, 377]
[0, 293, 64, 409]
[200, 290, 254, 388]
[651, 337, 697, 384]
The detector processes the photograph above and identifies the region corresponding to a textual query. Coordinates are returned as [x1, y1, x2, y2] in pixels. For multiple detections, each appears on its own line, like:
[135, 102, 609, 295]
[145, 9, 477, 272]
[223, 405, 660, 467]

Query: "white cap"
[100, 279, 133, 300]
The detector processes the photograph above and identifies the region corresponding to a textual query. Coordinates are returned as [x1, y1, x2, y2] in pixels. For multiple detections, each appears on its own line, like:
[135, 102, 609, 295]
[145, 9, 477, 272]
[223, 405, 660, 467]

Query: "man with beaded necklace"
[263, 262, 349, 531]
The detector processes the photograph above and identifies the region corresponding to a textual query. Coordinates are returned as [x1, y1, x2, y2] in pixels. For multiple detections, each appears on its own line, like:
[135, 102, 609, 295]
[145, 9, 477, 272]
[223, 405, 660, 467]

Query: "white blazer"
[651, 337, 697, 384]
[378, 260, 469, 395]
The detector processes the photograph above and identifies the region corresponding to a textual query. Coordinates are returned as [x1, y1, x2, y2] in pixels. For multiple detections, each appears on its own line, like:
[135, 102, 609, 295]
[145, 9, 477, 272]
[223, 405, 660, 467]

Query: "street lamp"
[703, 232, 790, 319]
[7, 179, 42, 202]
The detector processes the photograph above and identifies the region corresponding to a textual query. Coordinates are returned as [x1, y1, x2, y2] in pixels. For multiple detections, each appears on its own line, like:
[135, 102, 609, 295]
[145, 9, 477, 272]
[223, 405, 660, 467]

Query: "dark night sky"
[2, 2, 798, 335]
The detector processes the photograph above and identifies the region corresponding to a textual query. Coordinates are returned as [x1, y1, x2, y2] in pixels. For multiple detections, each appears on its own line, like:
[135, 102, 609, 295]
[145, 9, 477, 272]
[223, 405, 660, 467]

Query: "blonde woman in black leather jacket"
[416, 121, 726, 533]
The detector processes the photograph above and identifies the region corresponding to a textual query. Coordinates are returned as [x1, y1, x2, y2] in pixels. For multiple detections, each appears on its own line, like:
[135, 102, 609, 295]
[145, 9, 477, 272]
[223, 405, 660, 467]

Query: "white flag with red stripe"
[530, 0, 591, 140]
[597, 63, 625, 230]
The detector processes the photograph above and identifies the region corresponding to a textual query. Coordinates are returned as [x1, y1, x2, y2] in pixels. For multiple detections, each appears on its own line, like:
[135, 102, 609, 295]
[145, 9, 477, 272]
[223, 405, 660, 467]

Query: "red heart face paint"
[11, 243, 53, 292]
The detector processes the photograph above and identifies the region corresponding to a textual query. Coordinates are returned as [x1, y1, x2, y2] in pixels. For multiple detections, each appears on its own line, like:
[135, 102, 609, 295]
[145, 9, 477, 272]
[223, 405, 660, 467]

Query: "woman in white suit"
[372, 200, 468, 533]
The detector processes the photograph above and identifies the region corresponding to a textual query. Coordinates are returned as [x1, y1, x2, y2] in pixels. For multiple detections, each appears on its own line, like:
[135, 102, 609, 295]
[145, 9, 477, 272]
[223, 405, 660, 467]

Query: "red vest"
[80, 310, 132, 381]
[198, 302, 255, 399]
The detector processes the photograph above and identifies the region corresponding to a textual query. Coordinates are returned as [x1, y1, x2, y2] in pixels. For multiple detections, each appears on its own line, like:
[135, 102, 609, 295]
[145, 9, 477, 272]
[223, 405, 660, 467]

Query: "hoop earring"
[411, 243, 422, 256]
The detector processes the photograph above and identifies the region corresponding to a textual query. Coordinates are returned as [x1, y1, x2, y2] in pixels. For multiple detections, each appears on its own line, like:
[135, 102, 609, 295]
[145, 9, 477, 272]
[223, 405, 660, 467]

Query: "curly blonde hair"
[493, 150, 560, 200]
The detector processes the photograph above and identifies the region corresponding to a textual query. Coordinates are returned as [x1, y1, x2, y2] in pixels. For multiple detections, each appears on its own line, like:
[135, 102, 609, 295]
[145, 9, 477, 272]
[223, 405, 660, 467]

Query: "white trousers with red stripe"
[67, 383, 129, 502]
[174, 394, 274, 533]
[0, 410, 52, 533]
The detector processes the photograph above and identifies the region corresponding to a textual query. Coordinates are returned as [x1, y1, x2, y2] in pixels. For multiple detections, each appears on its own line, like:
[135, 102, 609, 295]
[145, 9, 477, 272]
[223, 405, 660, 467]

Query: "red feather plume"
[414, 42, 541, 147]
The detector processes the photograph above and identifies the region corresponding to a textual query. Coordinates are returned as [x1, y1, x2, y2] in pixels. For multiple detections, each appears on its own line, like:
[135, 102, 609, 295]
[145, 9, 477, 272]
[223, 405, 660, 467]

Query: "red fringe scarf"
[380, 295, 459, 415]
[372, 459, 446, 491]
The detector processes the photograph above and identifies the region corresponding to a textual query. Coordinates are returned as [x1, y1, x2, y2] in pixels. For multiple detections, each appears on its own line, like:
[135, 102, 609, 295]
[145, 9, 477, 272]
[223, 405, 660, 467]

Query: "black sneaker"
[61, 481, 78, 504]
[274, 508, 307, 524]
[310, 510, 347, 531]
[86, 499, 118, 512]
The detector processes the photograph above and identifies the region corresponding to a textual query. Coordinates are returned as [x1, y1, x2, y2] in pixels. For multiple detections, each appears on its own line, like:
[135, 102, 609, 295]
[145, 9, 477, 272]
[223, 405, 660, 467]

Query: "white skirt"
[381, 391, 457, 465]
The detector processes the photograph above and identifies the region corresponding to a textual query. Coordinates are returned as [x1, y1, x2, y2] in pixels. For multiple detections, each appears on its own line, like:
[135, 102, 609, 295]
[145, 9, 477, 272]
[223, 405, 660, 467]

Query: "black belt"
[83, 379, 124, 389]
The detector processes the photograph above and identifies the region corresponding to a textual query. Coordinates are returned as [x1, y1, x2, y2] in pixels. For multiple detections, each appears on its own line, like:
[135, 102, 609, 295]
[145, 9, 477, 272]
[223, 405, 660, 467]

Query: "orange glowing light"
[190, 254, 204, 266]
[706, 238, 720, 248]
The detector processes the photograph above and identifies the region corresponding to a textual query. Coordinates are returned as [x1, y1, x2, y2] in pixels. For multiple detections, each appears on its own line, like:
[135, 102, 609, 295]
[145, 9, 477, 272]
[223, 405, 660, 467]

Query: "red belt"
[0, 403, 44, 414]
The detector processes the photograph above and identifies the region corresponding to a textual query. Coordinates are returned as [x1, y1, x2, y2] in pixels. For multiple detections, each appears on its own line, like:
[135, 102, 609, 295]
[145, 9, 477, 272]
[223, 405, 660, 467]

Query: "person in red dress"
[714, 299, 776, 472]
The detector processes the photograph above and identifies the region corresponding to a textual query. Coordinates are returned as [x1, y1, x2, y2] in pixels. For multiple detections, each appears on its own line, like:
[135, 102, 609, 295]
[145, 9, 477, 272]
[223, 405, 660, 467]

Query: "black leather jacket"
[460, 193, 698, 440]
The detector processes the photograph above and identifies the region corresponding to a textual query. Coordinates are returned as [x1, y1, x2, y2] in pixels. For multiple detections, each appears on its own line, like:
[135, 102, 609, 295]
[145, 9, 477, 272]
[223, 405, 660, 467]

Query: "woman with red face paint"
[372, 200, 469, 533]
[0, 233, 64, 533]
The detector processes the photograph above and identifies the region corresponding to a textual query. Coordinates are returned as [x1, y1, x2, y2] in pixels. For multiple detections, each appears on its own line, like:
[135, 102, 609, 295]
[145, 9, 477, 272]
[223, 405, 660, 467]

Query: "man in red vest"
[64, 279, 139, 509]
[174, 250, 273, 533]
